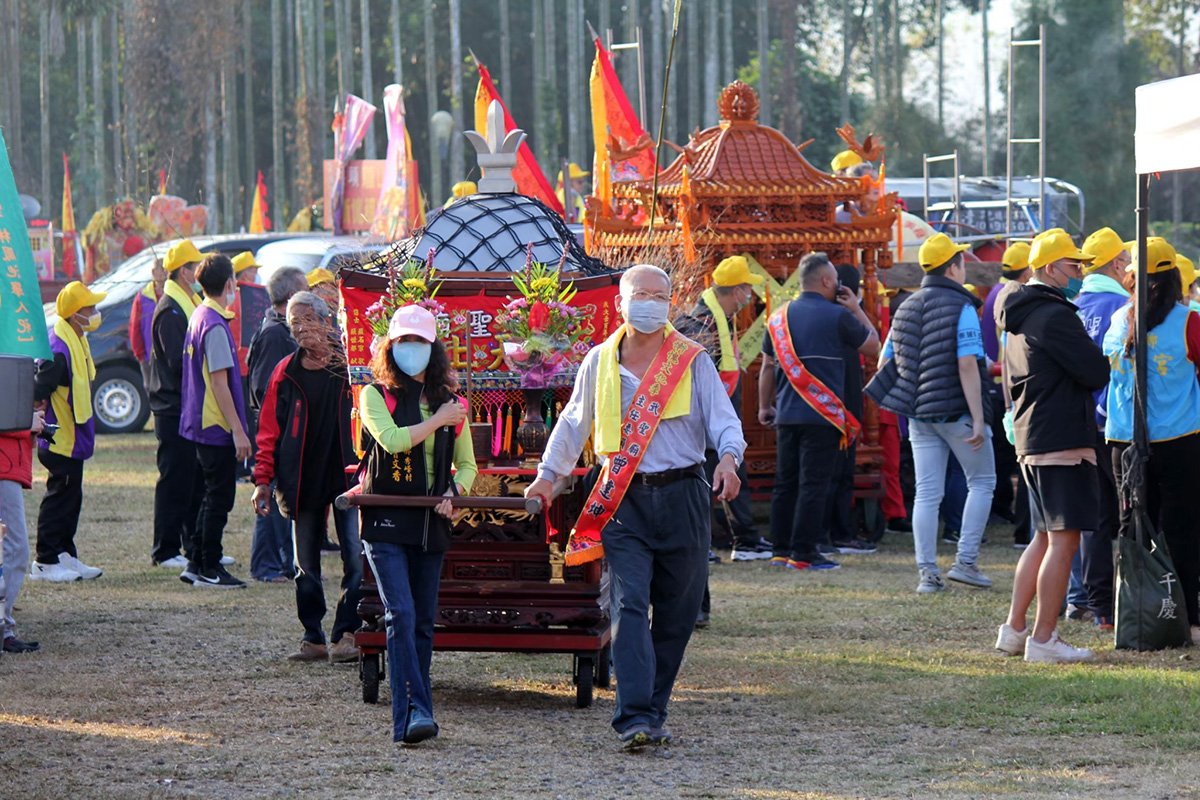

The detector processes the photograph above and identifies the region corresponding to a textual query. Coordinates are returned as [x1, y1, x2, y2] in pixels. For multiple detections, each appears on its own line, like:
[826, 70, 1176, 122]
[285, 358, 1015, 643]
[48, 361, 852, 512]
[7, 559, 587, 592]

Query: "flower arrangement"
[494, 245, 586, 386]
[364, 250, 449, 340]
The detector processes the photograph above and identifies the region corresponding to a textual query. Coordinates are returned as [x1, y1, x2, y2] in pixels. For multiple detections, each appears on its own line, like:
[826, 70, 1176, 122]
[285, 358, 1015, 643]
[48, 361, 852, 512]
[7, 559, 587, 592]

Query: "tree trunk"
[92, 17, 105, 208]
[361, 0, 375, 158]
[204, 74, 218, 230]
[649, 0, 662, 133]
[271, 0, 285, 224]
[871, 0, 882, 105]
[242, 0, 256, 220]
[531, 0, 546, 175]
[449, 0, 464, 182]
[892, 0, 902, 107]
[757, 0, 770, 126]
[840, 0, 851, 122]
[391, 0, 402, 86]
[77, 23, 87, 197]
[294, 0, 314, 210]
[686, 0, 698, 130]
[424, 0, 443, 204]
[122, 0, 138, 197]
[981, 0, 990, 174]
[566, 0, 581, 165]
[335, 0, 348, 101]
[622, 0, 639, 102]
[499, 0, 511, 95]
[936, 0, 944, 133]
[342, 0, 354, 93]
[6, 0, 25, 187]
[39, 5, 50, 215]
[598, 0, 609, 47]
[722, 0, 733, 86]
[316, 0, 327, 154]
[704, 0, 718, 126]
[778, 1, 797, 135]
[542, 0, 557, 163]
[221, 63, 236, 232]
[284, 0, 294, 102]
[666, 3, 678, 142]
[110, 14, 123, 195]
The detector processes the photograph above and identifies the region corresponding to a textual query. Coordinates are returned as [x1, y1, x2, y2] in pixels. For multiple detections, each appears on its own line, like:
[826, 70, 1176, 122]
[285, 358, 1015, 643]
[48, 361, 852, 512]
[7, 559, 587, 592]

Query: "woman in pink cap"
[357, 304, 476, 745]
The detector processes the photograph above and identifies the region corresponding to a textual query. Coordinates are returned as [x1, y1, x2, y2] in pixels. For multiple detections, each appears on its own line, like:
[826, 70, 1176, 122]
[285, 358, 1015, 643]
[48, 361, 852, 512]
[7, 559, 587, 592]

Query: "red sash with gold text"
[767, 302, 861, 448]
[564, 330, 703, 566]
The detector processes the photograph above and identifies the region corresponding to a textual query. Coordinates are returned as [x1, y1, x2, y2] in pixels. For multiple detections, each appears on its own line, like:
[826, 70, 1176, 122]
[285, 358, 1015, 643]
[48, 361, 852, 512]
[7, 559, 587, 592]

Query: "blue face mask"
[626, 299, 670, 334]
[391, 341, 432, 376]
[1063, 277, 1083, 300]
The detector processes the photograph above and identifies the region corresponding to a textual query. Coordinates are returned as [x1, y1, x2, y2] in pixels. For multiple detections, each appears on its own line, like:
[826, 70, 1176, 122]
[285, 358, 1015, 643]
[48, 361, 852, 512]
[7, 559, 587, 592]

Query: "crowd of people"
[2, 220, 1197, 748]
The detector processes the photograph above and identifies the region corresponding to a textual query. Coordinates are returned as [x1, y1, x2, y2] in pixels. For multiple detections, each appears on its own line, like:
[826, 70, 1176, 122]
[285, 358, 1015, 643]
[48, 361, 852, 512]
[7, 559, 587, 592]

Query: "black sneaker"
[807, 554, 842, 571]
[887, 517, 912, 534]
[833, 538, 878, 554]
[3, 636, 40, 653]
[193, 566, 247, 589]
[941, 529, 961, 544]
[816, 542, 839, 557]
[731, 540, 773, 561]
[179, 561, 200, 586]
[707, 549, 721, 564]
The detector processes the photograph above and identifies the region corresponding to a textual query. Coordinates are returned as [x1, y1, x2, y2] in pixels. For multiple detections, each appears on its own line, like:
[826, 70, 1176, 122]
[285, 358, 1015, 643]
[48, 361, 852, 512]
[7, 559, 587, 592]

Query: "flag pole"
[648, 0, 683, 238]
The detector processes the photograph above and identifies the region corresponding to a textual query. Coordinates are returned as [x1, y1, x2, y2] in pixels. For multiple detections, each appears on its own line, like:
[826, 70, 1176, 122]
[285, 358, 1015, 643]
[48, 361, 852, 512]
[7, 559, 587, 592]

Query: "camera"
[36, 422, 59, 444]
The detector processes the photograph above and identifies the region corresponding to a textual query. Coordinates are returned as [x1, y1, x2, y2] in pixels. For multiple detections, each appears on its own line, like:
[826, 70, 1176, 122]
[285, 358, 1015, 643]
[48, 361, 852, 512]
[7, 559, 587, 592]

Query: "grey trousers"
[0, 480, 31, 639]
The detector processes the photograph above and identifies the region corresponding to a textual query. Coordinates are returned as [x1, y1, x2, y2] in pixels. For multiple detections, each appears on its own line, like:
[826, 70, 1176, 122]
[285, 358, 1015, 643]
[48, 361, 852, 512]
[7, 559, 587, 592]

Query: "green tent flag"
[0, 128, 51, 360]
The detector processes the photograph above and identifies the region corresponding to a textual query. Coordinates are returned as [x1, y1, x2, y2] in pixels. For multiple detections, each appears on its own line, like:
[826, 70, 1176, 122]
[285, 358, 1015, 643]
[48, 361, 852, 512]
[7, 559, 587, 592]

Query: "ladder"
[1006, 24, 1046, 237]
[923, 150, 961, 234]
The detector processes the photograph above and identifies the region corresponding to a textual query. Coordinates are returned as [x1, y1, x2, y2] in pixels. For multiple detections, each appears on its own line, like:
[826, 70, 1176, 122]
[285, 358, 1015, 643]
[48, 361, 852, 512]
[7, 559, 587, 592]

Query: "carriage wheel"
[594, 644, 611, 689]
[361, 653, 382, 705]
[573, 654, 595, 708]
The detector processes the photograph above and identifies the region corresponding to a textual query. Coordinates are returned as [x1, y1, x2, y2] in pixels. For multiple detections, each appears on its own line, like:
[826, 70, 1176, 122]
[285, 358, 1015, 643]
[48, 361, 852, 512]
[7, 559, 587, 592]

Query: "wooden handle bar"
[335, 492, 543, 515]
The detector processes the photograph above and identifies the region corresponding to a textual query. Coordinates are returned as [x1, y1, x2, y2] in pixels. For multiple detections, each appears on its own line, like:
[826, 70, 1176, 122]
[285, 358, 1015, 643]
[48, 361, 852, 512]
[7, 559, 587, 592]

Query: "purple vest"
[180, 303, 247, 446]
[134, 290, 155, 362]
[40, 330, 96, 460]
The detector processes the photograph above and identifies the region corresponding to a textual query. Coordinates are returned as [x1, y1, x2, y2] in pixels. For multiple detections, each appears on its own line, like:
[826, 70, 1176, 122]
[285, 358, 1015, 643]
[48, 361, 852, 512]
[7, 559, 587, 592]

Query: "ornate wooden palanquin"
[586, 81, 898, 497]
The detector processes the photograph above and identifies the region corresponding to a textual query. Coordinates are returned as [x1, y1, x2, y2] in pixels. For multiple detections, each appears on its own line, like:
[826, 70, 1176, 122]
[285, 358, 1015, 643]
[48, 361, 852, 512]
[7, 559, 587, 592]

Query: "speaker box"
[0, 355, 35, 432]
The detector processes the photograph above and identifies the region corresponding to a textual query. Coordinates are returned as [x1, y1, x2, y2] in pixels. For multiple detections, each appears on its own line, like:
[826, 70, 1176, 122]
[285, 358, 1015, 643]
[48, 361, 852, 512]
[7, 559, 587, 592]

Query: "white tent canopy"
[1135, 72, 1200, 175]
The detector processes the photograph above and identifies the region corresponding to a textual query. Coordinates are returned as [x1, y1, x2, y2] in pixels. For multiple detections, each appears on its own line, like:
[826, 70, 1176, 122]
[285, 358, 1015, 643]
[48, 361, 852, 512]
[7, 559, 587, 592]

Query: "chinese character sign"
[340, 283, 621, 383]
[0, 130, 51, 359]
[323, 160, 385, 233]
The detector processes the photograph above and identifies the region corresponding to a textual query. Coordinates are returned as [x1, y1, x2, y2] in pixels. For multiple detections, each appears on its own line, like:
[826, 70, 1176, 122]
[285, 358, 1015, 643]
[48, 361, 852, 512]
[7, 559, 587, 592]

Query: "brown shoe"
[287, 641, 328, 662]
[328, 633, 358, 663]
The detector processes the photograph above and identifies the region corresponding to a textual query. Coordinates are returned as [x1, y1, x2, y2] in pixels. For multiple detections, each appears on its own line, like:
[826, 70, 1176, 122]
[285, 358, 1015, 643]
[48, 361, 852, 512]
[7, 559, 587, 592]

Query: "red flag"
[157, 168, 167, 196]
[61, 153, 82, 278]
[474, 61, 565, 216]
[590, 38, 656, 182]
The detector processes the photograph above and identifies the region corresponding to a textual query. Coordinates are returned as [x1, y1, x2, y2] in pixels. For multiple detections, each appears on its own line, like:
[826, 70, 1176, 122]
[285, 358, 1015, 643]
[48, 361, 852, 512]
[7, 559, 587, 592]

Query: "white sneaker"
[219, 555, 236, 566]
[156, 555, 189, 570]
[1024, 630, 1094, 664]
[58, 553, 103, 580]
[29, 561, 82, 583]
[916, 568, 945, 593]
[995, 623, 1030, 656]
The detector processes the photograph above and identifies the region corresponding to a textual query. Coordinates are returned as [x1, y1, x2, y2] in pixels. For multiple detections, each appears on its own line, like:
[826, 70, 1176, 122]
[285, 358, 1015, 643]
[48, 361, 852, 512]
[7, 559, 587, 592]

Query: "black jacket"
[251, 353, 356, 520]
[247, 308, 297, 412]
[998, 282, 1109, 456]
[674, 301, 743, 415]
[147, 291, 190, 415]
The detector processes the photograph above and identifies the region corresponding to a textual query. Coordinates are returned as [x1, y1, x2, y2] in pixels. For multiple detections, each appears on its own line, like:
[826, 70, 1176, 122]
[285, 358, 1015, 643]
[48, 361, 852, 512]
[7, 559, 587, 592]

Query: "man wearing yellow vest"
[30, 281, 107, 582]
[675, 256, 771, 562]
[526, 264, 745, 751]
[148, 240, 206, 571]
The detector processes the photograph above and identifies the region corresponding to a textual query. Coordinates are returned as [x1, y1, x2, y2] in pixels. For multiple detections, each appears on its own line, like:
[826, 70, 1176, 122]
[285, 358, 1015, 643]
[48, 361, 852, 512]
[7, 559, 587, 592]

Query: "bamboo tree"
[622, 0, 639, 101]
[221, 62, 236, 232]
[542, 0, 557, 162]
[757, 0, 770, 126]
[316, 0, 326, 145]
[566, 0, 582, 165]
[649, 0, 663, 131]
[204, 74, 218, 229]
[110, 15, 124, 194]
[361, 0, 375, 157]
[704, 0, 718, 126]
[122, 0, 137, 196]
[242, 0, 256, 219]
[424, 0, 443, 203]
[598, 0, 609, 47]
[92, 17, 104, 206]
[335, 0, 348, 101]
[722, 0, 733, 86]
[295, 0, 314, 209]
[6, 0, 25, 185]
[531, 0, 546, 174]
[39, 5, 50, 214]
[391, 0, 403, 86]
[449, 0, 464, 181]
[936, 0, 944, 133]
[271, 0, 285, 224]
[686, 0, 698, 128]
[499, 0, 511, 94]
[841, 0, 851, 122]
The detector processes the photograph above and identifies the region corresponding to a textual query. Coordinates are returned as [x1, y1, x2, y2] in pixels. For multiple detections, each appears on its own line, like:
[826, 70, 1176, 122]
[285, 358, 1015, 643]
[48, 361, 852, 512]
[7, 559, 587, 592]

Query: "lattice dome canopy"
[381, 192, 610, 275]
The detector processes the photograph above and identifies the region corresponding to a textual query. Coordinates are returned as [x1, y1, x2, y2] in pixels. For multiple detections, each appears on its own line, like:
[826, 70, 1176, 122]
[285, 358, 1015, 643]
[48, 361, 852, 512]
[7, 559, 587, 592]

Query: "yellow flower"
[531, 276, 557, 292]
[403, 278, 428, 291]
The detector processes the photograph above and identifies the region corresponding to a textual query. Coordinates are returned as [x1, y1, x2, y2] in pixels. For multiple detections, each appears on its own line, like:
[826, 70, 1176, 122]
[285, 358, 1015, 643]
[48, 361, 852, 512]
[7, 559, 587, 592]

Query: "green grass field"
[3, 434, 1200, 799]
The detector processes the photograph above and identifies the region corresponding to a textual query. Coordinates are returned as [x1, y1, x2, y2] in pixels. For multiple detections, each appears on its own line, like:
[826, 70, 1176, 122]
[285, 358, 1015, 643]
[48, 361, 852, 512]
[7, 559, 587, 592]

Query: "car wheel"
[93, 364, 150, 434]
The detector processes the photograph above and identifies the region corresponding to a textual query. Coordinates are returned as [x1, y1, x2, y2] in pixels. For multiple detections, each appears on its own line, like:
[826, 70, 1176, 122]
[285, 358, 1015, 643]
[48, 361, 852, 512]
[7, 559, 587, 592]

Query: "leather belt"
[631, 465, 703, 487]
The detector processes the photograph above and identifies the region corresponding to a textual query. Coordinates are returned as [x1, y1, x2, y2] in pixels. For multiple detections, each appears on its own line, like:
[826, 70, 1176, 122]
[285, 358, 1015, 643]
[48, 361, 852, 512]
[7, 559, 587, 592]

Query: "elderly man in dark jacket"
[995, 228, 1110, 664]
[245, 267, 308, 581]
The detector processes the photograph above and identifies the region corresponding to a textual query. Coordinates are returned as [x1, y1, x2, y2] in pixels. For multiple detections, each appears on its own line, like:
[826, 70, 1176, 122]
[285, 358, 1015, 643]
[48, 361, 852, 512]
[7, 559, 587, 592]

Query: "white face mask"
[226, 290, 237, 307]
[625, 299, 670, 334]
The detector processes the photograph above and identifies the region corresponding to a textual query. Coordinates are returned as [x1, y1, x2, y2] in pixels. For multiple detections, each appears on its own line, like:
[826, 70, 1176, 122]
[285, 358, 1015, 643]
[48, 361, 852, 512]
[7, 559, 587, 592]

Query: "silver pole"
[1005, 28, 1014, 237]
[953, 149, 960, 225]
[982, 0, 991, 175]
[636, 26, 647, 129]
[1037, 23, 1046, 232]
[923, 155, 930, 225]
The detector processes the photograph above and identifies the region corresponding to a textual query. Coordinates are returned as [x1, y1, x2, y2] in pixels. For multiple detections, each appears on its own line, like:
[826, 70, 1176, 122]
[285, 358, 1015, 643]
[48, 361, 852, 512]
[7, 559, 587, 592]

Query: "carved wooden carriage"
[338, 183, 621, 708]
[587, 81, 898, 504]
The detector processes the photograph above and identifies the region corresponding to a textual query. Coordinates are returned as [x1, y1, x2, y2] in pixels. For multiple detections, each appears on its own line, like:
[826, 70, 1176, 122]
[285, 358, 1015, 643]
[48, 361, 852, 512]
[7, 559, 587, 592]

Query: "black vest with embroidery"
[359, 379, 455, 551]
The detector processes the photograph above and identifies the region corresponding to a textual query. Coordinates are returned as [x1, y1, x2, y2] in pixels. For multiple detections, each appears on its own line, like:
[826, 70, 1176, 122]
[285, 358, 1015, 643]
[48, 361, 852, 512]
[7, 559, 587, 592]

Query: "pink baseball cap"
[387, 304, 438, 342]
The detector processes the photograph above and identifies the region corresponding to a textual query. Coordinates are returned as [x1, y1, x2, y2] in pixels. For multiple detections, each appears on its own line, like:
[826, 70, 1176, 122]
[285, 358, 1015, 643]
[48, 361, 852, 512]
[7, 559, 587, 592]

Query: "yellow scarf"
[593, 323, 692, 455]
[164, 278, 199, 319]
[141, 281, 157, 302]
[52, 318, 95, 424]
[202, 296, 236, 320]
[699, 287, 737, 372]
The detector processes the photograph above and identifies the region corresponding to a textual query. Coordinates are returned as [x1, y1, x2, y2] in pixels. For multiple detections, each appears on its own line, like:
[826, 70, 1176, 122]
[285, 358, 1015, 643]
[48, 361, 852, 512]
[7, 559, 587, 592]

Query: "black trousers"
[825, 442, 857, 544]
[771, 424, 841, 561]
[293, 506, 363, 644]
[151, 413, 203, 564]
[1112, 433, 1200, 626]
[989, 389, 1018, 515]
[1081, 440, 1118, 617]
[36, 449, 85, 564]
[703, 449, 758, 547]
[194, 443, 237, 572]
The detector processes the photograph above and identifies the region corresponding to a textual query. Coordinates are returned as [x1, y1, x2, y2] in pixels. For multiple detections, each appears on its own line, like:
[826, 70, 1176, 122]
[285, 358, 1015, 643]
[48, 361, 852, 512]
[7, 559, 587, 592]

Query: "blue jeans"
[909, 418, 996, 571]
[604, 477, 709, 734]
[363, 540, 444, 743]
[250, 486, 291, 581]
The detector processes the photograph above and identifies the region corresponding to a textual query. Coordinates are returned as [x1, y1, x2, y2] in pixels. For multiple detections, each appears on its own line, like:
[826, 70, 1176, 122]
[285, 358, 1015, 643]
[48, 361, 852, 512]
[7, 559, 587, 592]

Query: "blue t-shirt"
[763, 292, 871, 426]
[882, 304, 983, 360]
